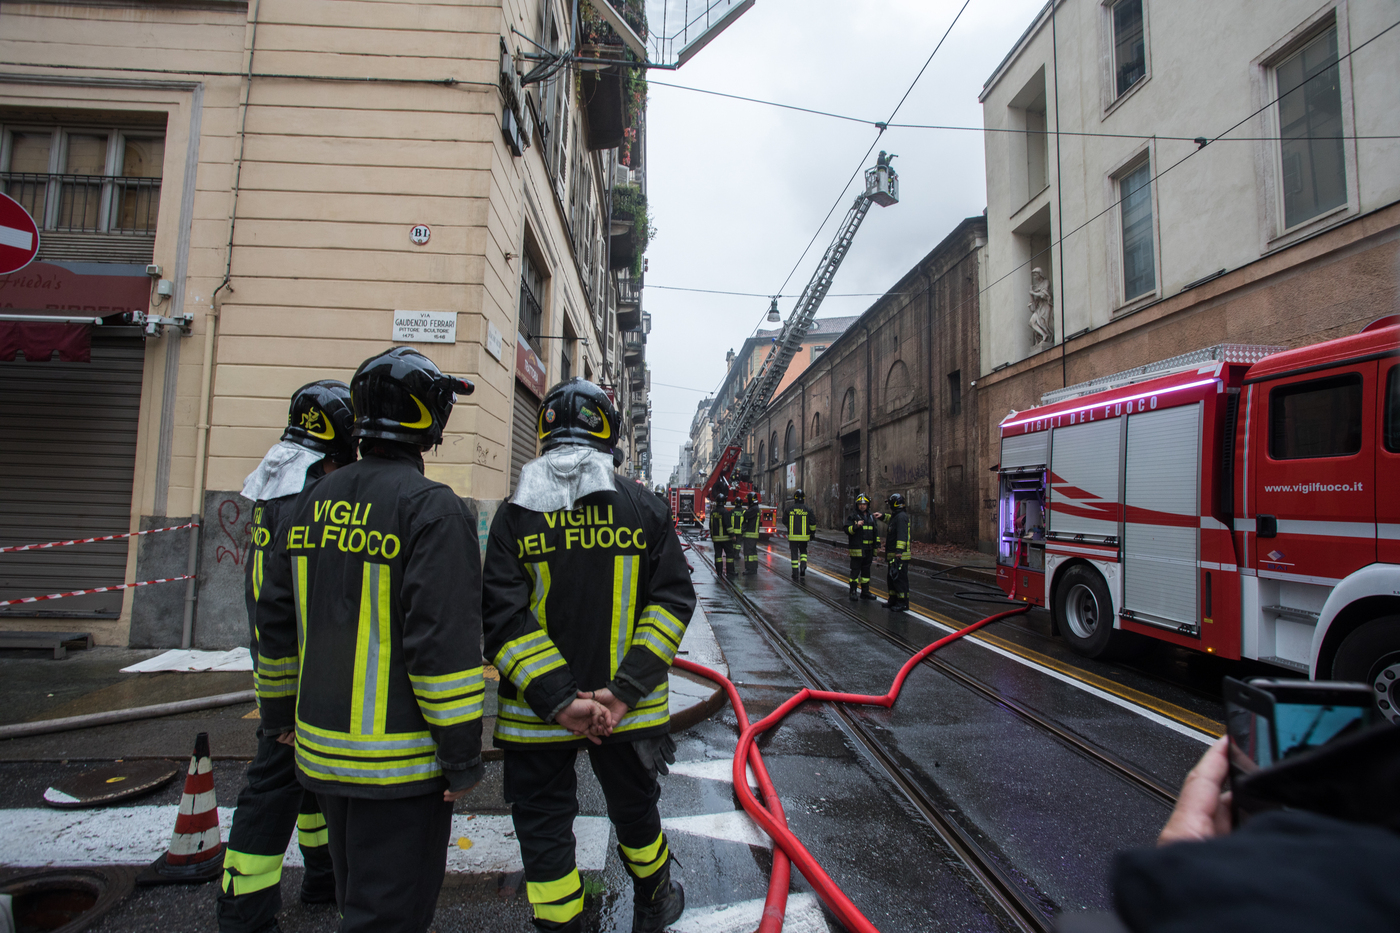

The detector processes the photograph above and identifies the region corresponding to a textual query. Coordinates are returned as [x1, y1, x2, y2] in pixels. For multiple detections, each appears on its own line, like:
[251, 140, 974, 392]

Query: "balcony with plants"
[578, 0, 647, 152]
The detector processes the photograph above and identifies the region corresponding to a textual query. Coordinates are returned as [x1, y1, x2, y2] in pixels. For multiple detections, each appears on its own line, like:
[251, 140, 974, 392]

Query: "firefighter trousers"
[848, 554, 873, 594]
[789, 541, 808, 576]
[504, 743, 667, 931]
[742, 538, 758, 574]
[318, 790, 455, 933]
[216, 729, 334, 933]
[712, 540, 734, 577]
[887, 557, 909, 607]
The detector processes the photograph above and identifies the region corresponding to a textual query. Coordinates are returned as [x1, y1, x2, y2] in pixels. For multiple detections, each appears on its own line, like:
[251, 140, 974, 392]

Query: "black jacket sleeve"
[253, 497, 302, 736]
[608, 490, 698, 707]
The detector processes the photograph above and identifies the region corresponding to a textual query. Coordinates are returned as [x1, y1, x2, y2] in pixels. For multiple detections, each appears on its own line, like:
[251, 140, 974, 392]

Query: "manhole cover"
[42, 762, 179, 809]
[0, 867, 135, 933]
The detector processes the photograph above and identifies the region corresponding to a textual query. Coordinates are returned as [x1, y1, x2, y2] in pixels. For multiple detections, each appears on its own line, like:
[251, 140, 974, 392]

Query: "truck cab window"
[1268, 373, 1363, 459]
[1385, 366, 1399, 454]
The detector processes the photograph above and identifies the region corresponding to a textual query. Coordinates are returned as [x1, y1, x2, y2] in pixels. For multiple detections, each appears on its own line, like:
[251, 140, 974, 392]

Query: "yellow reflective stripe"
[292, 556, 308, 648]
[295, 745, 441, 785]
[408, 668, 485, 699]
[619, 832, 665, 866]
[351, 563, 392, 736]
[495, 631, 567, 692]
[611, 555, 639, 676]
[296, 722, 435, 758]
[417, 692, 485, 726]
[298, 826, 329, 847]
[221, 849, 283, 895]
[533, 892, 584, 923]
[297, 812, 327, 831]
[528, 869, 584, 922]
[527, 561, 551, 634]
[252, 549, 264, 601]
[639, 606, 684, 644]
[634, 629, 678, 665]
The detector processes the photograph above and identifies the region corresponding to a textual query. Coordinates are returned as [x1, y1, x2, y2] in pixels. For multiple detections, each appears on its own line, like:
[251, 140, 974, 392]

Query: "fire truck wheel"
[1331, 614, 1400, 725]
[1055, 565, 1117, 659]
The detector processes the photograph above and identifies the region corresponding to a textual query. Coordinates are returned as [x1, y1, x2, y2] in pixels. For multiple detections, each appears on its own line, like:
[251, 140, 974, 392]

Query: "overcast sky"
[640, 0, 1046, 482]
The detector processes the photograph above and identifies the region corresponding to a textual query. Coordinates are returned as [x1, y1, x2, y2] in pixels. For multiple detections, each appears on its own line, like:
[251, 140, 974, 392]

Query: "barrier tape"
[0, 574, 196, 607]
[0, 522, 199, 554]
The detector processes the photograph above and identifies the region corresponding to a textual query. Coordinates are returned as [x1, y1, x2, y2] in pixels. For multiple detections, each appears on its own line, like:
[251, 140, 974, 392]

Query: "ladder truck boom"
[699, 153, 899, 509]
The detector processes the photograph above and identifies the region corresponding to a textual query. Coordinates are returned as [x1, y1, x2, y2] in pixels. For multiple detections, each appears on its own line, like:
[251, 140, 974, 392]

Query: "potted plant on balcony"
[578, 0, 646, 151]
[610, 183, 654, 277]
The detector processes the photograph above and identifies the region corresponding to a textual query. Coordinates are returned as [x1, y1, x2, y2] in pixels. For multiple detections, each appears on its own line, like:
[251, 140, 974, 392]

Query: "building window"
[841, 387, 856, 423]
[947, 370, 962, 416]
[770, 432, 778, 463]
[784, 422, 795, 461]
[1, 125, 164, 234]
[1117, 159, 1155, 301]
[1270, 374, 1363, 460]
[812, 345, 826, 360]
[520, 252, 546, 355]
[1112, 0, 1147, 97]
[758, 441, 765, 467]
[1275, 23, 1346, 230]
[812, 412, 821, 437]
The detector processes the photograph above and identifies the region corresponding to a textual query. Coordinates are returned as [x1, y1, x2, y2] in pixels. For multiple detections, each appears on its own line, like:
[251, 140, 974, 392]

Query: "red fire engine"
[996, 317, 1399, 721]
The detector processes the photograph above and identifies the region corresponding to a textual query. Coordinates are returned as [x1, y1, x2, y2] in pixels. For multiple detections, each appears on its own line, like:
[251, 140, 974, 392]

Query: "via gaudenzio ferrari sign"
[393, 309, 457, 344]
[0, 192, 41, 276]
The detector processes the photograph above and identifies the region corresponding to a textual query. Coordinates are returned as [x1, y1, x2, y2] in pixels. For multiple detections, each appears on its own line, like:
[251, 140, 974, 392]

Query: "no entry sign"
[0, 192, 40, 276]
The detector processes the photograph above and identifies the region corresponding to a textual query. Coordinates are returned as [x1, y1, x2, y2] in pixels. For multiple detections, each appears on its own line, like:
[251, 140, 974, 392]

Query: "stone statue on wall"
[1029, 267, 1053, 349]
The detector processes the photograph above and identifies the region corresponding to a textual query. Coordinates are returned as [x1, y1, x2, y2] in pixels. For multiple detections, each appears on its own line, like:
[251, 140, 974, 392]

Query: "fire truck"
[996, 317, 1399, 721]
[669, 487, 699, 527]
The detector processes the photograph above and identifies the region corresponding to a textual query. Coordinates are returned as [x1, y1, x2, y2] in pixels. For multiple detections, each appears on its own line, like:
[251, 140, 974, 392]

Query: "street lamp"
[766, 297, 780, 323]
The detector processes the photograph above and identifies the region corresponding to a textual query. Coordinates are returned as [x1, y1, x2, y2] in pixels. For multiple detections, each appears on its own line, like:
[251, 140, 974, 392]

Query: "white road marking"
[662, 811, 770, 849]
[800, 563, 1216, 745]
[0, 807, 611, 873]
[667, 758, 757, 789]
[670, 892, 830, 933]
[0, 224, 34, 251]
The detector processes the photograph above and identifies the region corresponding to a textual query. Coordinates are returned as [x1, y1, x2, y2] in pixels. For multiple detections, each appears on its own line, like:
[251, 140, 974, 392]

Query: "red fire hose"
[673, 604, 1028, 933]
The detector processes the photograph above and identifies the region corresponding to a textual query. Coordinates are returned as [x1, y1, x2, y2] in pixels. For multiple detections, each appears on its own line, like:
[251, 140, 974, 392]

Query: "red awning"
[0, 319, 94, 362]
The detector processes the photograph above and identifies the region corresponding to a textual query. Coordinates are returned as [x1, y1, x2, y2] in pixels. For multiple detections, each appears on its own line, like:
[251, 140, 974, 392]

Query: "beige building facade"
[0, 0, 649, 646]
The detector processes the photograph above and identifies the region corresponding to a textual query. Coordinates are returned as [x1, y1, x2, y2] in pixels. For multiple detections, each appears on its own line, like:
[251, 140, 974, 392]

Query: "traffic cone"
[137, 731, 224, 885]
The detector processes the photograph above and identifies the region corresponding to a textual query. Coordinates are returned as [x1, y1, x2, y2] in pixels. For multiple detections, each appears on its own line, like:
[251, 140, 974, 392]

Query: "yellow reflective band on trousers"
[620, 832, 669, 878]
[611, 556, 640, 676]
[297, 811, 329, 848]
[633, 605, 683, 666]
[410, 667, 486, 727]
[527, 868, 584, 924]
[221, 849, 283, 896]
[351, 562, 392, 736]
[494, 629, 567, 694]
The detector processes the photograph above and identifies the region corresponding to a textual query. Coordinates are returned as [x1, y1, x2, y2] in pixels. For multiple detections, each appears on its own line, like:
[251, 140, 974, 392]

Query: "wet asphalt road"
[0, 531, 1234, 932]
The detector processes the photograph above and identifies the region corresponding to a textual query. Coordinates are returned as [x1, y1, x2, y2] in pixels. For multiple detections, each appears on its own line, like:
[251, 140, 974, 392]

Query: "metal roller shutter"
[1048, 418, 1122, 539]
[0, 330, 145, 617]
[510, 381, 540, 495]
[1123, 403, 1201, 632]
[1001, 430, 1049, 470]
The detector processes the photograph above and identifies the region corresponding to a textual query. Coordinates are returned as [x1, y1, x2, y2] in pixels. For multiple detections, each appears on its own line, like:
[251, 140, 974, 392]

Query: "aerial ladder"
[697, 153, 899, 516]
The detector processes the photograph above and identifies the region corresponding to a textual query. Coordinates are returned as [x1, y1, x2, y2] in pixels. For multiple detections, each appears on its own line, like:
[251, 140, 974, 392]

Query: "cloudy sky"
[639, 0, 1047, 482]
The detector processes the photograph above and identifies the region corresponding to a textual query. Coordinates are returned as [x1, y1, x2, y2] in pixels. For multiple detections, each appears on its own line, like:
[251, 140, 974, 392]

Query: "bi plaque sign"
[0, 192, 40, 276]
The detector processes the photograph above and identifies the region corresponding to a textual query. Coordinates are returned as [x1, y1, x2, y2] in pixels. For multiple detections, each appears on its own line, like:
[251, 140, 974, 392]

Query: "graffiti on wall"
[890, 461, 929, 485]
[214, 498, 252, 565]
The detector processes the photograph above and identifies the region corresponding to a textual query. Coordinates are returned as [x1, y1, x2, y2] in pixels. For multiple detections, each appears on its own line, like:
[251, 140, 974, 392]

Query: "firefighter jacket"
[740, 505, 761, 539]
[885, 510, 912, 561]
[482, 476, 696, 748]
[845, 512, 880, 556]
[784, 507, 813, 542]
[255, 450, 485, 799]
[244, 464, 328, 652]
[727, 506, 745, 540]
[708, 505, 731, 543]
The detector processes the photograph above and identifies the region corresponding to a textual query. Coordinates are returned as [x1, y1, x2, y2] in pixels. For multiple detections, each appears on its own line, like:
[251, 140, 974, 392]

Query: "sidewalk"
[0, 603, 729, 763]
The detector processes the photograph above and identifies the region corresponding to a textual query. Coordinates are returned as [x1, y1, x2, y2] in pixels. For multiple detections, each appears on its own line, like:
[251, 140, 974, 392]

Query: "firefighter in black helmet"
[483, 377, 693, 933]
[255, 348, 483, 933]
[785, 489, 813, 581]
[708, 488, 736, 578]
[844, 494, 883, 601]
[219, 381, 355, 933]
[740, 490, 761, 575]
[884, 492, 912, 611]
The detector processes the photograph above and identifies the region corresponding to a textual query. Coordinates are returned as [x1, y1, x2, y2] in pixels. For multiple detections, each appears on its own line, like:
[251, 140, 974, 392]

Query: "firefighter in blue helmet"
[483, 377, 693, 933]
[884, 492, 912, 612]
[254, 348, 484, 933]
[219, 381, 355, 933]
[845, 494, 883, 601]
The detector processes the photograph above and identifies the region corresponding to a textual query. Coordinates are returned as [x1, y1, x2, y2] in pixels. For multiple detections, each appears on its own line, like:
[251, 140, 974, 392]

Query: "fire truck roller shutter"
[1122, 403, 1202, 633]
[1047, 418, 1122, 541]
[1001, 431, 1049, 471]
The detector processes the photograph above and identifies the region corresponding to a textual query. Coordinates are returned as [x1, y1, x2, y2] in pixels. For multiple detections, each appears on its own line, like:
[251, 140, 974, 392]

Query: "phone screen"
[1223, 677, 1276, 782]
[1263, 683, 1376, 760]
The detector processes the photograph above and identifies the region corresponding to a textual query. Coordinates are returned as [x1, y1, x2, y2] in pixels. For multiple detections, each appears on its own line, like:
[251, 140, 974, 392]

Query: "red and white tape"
[0, 574, 195, 607]
[0, 522, 199, 555]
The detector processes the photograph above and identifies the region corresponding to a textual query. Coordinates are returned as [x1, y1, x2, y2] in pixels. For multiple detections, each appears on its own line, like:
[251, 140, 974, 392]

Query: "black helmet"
[855, 493, 871, 509]
[746, 491, 758, 505]
[282, 380, 356, 463]
[538, 378, 620, 454]
[350, 347, 473, 447]
[887, 492, 906, 510]
[793, 488, 805, 503]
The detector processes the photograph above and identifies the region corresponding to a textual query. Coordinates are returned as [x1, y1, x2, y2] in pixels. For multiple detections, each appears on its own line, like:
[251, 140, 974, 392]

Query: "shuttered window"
[0, 331, 144, 616]
[510, 381, 540, 494]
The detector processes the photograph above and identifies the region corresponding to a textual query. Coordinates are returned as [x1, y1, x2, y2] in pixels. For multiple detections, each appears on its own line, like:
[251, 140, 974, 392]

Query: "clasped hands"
[555, 687, 629, 744]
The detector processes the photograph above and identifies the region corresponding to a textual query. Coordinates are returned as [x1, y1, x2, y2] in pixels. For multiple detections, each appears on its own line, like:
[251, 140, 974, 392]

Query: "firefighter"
[708, 489, 734, 578]
[218, 381, 354, 933]
[884, 492, 912, 612]
[740, 491, 761, 575]
[483, 377, 693, 933]
[784, 489, 813, 581]
[726, 490, 745, 570]
[254, 348, 483, 933]
[844, 494, 883, 601]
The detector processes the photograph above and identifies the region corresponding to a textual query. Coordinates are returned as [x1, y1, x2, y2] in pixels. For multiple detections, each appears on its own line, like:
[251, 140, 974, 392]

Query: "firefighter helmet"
[746, 491, 758, 505]
[855, 494, 871, 510]
[887, 492, 906, 510]
[538, 377, 620, 454]
[350, 347, 474, 447]
[793, 488, 805, 503]
[282, 380, 356, 463]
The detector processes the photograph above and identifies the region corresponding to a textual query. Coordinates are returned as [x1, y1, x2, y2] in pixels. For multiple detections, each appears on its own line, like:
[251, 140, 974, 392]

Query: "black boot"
[848, 585, 859, 601]
[791, 569, 799, 581]
[630, 859, 684, 933]
[860, 586, 877, 601]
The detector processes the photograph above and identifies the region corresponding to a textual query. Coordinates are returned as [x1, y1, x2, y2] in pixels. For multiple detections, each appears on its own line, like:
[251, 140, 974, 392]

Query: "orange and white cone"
[137, 731, 225, 885]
